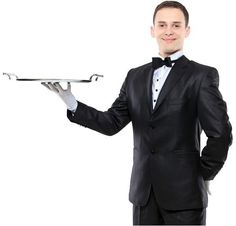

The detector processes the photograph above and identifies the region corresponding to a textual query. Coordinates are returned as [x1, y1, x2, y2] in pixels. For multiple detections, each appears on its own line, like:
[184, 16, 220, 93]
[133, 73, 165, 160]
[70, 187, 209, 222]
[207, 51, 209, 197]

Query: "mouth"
[162, 38, 176, 44]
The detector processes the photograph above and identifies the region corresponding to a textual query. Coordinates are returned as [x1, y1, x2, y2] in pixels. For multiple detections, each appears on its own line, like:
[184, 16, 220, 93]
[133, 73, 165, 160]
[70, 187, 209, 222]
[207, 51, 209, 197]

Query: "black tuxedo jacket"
[67, 56, 232, 210]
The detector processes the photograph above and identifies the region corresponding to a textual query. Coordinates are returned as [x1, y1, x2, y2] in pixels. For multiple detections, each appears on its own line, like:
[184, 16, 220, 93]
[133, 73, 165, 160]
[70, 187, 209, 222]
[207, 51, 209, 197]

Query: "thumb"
[67, 82, 71, 91]
[205, 181, 212, 195]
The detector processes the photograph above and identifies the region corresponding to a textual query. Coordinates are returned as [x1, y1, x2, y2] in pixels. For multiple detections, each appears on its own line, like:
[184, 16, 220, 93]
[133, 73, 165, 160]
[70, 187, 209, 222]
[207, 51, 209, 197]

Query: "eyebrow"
[157, 21, 182, 24]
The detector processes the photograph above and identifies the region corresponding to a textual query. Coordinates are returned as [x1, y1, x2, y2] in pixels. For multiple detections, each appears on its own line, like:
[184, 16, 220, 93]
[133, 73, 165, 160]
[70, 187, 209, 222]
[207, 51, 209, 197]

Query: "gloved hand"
[204, 180, 211, 195]
[42, 82, 78, 112]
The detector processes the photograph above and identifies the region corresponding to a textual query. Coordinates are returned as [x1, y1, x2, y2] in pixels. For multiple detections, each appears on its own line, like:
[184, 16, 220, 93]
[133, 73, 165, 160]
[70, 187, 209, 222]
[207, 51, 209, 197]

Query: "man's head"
[151, 1, 190, 57]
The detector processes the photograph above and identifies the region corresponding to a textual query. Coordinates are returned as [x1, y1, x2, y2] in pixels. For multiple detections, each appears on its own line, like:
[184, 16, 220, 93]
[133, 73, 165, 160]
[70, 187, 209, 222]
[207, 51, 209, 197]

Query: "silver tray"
[3, 72, 103, 83]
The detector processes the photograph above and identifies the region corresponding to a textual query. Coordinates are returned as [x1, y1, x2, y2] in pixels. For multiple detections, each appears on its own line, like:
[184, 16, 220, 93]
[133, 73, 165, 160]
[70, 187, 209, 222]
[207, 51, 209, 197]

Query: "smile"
[162, 38, 176, 43]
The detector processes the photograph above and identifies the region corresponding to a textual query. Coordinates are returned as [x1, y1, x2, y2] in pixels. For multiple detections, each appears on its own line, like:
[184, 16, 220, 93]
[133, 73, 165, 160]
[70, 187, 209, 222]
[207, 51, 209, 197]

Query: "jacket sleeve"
[198, 68, 232, 180]
[67, 76, 131, 136]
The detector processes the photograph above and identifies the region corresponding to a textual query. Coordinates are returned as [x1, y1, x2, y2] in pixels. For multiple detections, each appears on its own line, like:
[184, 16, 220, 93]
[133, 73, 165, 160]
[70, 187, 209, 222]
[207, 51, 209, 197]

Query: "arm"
[67, 78, 131, 136]
[198, 68, 232, 181]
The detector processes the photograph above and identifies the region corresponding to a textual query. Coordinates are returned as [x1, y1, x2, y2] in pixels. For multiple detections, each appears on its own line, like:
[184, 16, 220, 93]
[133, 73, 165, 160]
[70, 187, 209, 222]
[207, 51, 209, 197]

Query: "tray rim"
[3, 72, 103, 83]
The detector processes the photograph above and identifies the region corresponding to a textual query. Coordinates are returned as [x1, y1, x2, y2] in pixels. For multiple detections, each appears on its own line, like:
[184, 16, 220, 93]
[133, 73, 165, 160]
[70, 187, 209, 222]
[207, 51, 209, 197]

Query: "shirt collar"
[158, 50, 183, 61]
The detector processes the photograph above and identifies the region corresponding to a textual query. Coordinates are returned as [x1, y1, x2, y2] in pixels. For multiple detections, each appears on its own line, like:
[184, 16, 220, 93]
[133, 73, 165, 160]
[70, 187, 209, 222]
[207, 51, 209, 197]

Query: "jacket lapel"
[146, 67, 155, 114]
[152, 55, 189, 113]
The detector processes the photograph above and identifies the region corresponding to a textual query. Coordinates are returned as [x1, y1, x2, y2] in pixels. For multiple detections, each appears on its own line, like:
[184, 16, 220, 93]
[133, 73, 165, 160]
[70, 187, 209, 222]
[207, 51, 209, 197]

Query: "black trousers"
[133, 188, 206, 225]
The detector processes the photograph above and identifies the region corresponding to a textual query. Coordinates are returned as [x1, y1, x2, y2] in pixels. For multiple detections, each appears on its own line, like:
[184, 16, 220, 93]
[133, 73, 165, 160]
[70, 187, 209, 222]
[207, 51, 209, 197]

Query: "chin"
[164, 48, 180, 56]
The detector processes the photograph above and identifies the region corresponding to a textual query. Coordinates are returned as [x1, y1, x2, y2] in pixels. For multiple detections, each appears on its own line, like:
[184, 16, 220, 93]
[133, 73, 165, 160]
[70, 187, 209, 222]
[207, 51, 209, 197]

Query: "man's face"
[151, 7, 190, 57]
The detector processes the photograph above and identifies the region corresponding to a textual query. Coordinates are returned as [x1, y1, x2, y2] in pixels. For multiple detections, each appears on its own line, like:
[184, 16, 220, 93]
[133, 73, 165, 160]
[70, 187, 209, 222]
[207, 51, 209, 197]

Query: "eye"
[158, 24, 165, 28]
[173, 24, 181, 28]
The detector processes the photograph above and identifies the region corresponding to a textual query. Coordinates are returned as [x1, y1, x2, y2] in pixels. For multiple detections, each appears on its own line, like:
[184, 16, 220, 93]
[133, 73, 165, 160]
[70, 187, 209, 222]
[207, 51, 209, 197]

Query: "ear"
[185, 26, 190, 38]
[150, 25, 155, 38]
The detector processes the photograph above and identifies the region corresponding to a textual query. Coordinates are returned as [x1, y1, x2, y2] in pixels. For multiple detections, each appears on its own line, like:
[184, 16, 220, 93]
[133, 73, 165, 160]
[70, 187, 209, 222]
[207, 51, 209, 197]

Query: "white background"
[0, 0, 235, 225]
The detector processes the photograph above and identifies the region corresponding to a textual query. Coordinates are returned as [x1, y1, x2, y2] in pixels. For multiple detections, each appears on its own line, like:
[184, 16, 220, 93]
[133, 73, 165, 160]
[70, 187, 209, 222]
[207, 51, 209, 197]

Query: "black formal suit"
[67, 55, 232, 211]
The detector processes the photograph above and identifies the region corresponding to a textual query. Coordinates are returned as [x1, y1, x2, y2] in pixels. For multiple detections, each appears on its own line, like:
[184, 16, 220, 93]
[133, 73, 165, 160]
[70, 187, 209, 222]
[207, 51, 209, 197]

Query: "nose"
[165, 25, 174, 36]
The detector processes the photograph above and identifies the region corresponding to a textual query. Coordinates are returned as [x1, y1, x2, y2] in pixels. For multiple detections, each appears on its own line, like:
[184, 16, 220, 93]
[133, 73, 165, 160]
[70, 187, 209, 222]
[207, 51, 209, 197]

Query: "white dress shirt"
[152, 50, 183, 109]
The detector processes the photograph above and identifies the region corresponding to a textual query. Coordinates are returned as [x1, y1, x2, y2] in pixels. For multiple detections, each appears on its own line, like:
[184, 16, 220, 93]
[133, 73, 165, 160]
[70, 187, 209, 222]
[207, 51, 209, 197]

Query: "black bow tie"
[152, 57, 176, 69]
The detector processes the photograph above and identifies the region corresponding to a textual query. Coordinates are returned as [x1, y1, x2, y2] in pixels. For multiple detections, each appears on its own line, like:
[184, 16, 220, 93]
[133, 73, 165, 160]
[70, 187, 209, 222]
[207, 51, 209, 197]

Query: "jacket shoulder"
[129, 62, 152, 74]
[189, 60, 218, 73]
[123, 62, 152, 85]
[189, 60, 220, 89]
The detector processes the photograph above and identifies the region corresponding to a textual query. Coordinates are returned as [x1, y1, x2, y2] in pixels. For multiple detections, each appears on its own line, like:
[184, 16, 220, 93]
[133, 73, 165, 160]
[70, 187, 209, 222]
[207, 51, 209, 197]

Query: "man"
[43, 1, 232, 225]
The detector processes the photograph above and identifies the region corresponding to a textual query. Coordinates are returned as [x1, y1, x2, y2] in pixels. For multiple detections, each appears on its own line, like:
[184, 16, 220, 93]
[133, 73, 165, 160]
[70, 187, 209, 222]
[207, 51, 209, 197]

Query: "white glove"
[42, 82, 78, 112]
[204, 180, 211, 195]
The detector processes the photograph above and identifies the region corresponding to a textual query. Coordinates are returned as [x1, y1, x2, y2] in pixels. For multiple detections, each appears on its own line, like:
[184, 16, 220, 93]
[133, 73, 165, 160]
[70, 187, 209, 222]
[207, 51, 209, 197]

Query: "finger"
[47, 82, 60, 93]
[54, 82, 64, 92]
[207, 188, 212, 195]
[41, 82, 51, 90]
[41, 82, 54, 91]
[205, 181, 211, 195]
[67, 82, 71, 91]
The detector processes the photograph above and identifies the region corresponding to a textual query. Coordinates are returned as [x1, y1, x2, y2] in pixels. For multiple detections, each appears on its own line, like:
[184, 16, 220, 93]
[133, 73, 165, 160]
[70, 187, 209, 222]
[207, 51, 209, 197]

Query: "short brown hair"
[153, 1, 189, 27]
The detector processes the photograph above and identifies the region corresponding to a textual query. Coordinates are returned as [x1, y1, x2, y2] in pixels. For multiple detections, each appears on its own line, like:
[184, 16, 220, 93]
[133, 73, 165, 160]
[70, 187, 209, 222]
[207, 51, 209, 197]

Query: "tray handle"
[89, 74, 104, 81]
[3, 72, 19, 80]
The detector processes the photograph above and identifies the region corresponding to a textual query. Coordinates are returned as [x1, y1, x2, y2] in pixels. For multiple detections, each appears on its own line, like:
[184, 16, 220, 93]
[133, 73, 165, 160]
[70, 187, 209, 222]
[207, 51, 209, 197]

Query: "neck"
[159, 49, 183, 58]
[157, 50, 184, 62]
